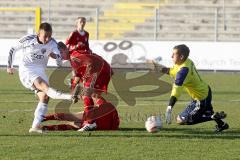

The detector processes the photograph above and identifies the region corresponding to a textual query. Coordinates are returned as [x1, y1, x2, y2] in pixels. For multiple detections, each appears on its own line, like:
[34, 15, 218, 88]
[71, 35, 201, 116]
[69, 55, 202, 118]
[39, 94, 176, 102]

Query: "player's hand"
[146, 60, 167, 73]
[165, 105, 172, 124]
[146, 60, 159, 72]
[72, 84, 80, 104]
[7, 67, 14, 75]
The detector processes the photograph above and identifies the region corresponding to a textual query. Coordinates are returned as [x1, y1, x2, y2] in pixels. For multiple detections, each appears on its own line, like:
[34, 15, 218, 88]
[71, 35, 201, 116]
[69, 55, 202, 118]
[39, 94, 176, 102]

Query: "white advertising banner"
[1, 39, 240, 70]
[90, 40, 240, 71]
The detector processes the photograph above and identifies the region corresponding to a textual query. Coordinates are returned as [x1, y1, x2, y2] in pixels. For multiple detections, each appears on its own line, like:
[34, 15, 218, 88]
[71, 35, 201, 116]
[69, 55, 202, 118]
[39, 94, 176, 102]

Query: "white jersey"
[7, 34, 62, 72]
[7, 34, 62, 90]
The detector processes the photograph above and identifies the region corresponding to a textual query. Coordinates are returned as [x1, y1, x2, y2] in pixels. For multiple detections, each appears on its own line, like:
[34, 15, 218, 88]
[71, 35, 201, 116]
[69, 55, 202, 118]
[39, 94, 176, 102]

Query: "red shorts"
[82, 102, 120, 130]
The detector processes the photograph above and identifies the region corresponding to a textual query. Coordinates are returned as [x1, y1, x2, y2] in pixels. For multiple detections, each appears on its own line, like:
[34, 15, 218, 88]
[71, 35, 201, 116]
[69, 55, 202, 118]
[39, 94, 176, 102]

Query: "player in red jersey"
[66, 17, 90, 54]
[65, 17, 90, 82]
[42, 102, 120, 131]
[58, 41, 113, 131]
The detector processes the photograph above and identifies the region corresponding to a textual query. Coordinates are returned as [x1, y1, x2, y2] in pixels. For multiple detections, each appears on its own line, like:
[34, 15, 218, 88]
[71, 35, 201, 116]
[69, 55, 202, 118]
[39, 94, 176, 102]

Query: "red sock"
[43, 113, 65, 121]
[42, 124, 78, 131]
[83, 96, 94, 123]
[83, 96, 94, 111]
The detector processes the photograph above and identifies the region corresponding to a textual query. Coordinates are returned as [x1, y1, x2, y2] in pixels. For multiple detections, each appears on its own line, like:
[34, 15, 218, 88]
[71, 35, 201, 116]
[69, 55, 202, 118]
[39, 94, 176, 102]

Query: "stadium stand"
[0, 0, 116, 39]
[125, 0, 240, 41]
[0, 0, 239, 41]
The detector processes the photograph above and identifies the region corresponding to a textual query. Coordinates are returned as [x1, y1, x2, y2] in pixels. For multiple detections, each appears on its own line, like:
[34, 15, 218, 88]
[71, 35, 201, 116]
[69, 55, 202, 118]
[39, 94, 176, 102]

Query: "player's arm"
[49, 52, 62, 66]
[170, 67, 189, 102]
[146, 60, 170, 74]
[85, 32, 90, 51]
[71, 76, 81, 91]
[7, 36, 26, 74]
[66, 31, 77, 52]
[7, 47, 16, 74]
[166, 67, 189, 124]
[49, 39, 63, 66]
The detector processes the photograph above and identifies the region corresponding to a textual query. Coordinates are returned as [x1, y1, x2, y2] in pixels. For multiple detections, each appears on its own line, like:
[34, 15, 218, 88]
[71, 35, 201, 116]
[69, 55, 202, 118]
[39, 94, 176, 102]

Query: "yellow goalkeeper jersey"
[169, 58, 208, 101]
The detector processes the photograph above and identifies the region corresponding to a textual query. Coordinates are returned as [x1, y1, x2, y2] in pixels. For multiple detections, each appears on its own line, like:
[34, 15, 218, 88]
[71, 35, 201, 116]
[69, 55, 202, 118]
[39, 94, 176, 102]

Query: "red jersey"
[66, 30, 90, 54]
[42, 102, 120, 131]
[70, 50, 113, 93]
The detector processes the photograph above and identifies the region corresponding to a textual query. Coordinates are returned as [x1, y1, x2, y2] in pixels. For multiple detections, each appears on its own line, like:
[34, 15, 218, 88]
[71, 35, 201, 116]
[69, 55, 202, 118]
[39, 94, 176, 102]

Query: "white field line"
[0, 100, 240, 113]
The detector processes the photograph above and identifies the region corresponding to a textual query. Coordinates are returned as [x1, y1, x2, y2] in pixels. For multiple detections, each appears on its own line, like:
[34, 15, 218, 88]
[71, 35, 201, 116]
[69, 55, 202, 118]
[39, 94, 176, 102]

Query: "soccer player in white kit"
[7, 22, 72, 133]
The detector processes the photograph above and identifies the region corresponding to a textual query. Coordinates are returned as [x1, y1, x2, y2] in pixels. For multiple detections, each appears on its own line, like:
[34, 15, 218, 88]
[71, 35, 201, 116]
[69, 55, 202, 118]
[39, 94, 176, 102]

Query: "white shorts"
[19, 69, 49, 91]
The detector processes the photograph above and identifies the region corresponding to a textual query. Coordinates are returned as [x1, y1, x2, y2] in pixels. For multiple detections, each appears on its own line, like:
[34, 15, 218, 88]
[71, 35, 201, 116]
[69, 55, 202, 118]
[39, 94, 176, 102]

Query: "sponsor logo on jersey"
[32, 52, 44, 60]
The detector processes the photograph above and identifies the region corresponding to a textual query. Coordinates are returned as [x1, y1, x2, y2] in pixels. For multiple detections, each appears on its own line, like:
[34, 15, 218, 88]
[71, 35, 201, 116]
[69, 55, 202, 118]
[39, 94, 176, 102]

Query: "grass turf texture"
[0, 69, 240, 160]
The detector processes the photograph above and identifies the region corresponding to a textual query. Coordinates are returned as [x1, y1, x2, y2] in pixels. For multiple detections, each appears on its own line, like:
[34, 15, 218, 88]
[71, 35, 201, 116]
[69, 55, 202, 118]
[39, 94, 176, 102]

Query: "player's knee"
[37, 92, 49, 103]
[43, 94, 49, 102]
[176, 115, 186, 125]
[33, 77, 49, 92]
[41, 95, 49, 103]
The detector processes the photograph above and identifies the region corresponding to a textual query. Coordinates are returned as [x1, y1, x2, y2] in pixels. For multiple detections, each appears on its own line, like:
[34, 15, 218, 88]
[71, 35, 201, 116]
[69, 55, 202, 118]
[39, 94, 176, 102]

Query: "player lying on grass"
[58, 41, 113, 131]
[42, 102, 120, 132]
[7, 23, 73, 133]
[161, 44, 229, 132]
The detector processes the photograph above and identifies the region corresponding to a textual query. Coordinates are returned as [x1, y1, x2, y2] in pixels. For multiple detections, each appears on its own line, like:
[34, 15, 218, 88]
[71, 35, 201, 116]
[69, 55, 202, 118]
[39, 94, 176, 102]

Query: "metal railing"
[79, 5, 240, 41]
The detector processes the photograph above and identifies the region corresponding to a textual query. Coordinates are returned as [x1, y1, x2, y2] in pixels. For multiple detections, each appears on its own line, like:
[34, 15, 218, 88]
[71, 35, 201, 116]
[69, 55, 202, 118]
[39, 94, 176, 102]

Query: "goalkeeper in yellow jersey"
[162, 44, 228, 132]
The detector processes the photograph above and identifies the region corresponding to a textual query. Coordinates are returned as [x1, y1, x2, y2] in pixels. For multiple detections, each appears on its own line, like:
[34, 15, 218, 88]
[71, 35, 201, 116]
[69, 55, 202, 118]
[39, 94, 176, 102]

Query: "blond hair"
[75, 17, 86, 26]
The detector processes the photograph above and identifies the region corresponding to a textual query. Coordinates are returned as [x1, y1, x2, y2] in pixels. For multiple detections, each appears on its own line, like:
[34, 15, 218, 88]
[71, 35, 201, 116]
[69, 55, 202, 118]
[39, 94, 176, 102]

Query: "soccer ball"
[145, 116, 162, 133]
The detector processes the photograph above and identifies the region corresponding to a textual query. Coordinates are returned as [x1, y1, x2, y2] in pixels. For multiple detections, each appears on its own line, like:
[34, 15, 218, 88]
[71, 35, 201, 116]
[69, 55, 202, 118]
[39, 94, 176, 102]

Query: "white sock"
[46, 87, 71, 100]
[32, 102, 48, 128]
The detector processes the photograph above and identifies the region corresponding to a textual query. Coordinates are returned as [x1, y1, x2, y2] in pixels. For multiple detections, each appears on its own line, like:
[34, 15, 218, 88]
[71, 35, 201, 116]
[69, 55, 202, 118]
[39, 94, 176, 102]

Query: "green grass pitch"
[0, 69, 240, 160]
